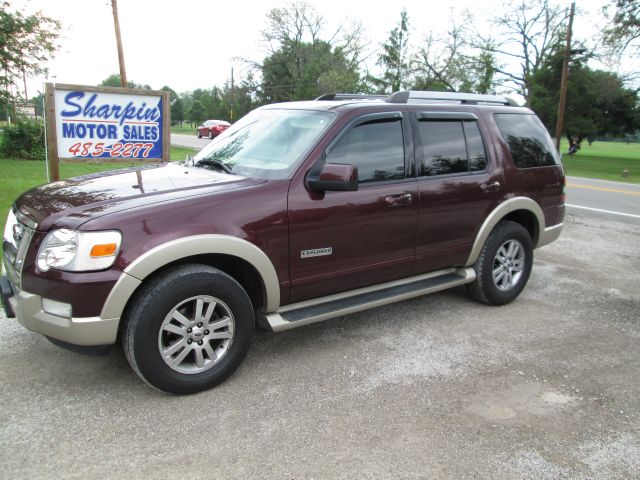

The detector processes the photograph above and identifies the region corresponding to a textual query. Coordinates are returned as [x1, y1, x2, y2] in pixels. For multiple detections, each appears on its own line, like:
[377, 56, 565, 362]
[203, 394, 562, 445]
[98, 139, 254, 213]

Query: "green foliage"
[528, 48, 640, 141]
[188, 100, 205, 125]
[0, 1, 60, 106]
[0, 119, 45, 160]
[371, 10, 411, 93]
[256, 2, 364, 102]
[160, 85, 178, 101]
[171, 98, 185, 125]
[261, 39, 360, 102]
[603, 0, 639, 54]
[100, 74, 151, 90]
[412, 23, 498, 94]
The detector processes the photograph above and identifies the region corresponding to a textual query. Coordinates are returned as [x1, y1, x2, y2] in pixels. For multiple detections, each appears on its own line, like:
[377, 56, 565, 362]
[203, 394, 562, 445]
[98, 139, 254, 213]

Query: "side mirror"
[307, 163, 358, 192]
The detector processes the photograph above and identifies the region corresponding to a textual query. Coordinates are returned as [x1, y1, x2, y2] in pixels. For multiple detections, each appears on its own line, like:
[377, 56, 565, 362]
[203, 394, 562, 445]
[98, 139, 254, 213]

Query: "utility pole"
[111, 0, 128, 88]
[554, 2, 575, 153]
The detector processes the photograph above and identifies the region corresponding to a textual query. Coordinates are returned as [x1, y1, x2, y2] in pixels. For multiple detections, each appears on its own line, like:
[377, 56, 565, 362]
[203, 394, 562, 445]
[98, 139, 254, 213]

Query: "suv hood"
[14, 162, 265, 230]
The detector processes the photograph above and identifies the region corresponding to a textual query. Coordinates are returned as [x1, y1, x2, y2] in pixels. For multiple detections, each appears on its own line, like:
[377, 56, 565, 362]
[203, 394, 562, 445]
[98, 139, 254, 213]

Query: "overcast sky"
[11, 0, 626, 98]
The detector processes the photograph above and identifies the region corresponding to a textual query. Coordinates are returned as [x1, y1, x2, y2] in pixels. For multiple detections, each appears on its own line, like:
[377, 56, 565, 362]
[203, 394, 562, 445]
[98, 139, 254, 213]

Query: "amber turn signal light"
[90, 243, 118, 257]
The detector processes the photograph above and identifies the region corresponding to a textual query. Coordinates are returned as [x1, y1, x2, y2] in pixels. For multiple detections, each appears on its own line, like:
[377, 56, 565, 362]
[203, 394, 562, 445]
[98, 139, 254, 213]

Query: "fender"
[464, 197, 545, 267]
[100, 235, 281, 321]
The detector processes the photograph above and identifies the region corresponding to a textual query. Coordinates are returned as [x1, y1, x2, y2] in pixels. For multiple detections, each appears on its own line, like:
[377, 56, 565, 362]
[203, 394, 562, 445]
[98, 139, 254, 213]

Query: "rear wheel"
[197, 130, 202, 138]
[208, 130, 214, 139]
[122, 264, 254, 394]
[467, 220, 533, 306]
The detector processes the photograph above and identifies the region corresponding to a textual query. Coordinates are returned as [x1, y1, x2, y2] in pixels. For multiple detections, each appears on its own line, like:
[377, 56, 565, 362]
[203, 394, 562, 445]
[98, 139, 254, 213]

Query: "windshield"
[192, 108, 335, 179]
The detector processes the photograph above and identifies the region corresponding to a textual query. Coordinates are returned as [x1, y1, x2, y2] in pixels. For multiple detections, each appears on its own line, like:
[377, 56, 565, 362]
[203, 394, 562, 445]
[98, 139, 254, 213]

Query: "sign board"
[44, 83, 170, 181]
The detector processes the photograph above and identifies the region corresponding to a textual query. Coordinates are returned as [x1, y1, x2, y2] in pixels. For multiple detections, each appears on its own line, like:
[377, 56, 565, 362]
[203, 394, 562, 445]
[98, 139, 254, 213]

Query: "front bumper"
[2, 276, 119, 347]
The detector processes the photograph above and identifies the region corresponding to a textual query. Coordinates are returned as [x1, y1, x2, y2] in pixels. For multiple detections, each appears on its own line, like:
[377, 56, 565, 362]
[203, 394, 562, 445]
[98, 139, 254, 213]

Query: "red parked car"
[197, 120, 230, 139]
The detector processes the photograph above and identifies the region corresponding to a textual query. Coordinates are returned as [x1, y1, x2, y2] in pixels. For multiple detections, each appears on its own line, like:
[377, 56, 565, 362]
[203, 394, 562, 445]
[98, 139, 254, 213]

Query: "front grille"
[3, 209, 34, 289]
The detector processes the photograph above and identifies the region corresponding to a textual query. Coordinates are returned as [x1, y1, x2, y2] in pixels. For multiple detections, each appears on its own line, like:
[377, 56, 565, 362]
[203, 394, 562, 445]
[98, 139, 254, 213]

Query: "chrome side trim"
[266, 267, 475, 332]
[101, 235, 280, 323]
[538, 223, 563, 248]
[465, 197, 545, 267]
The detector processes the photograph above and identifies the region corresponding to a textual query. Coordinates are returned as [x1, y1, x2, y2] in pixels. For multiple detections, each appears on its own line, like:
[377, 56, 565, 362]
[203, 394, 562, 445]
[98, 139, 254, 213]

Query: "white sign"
[54, 88, 164, 159]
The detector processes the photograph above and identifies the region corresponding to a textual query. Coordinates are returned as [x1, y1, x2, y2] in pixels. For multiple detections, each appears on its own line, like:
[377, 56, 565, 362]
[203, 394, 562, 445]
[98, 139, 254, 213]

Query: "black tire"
[122, 264, 254, 394]
[208, 130, 214, 139]
[467, 220, 533, 306]
[197, 131, 202, 138]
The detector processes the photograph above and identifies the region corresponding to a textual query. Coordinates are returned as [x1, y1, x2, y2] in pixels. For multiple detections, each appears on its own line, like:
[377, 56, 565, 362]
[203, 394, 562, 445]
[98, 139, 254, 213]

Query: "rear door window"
[494, 113, 559, 168]
[417, 120, 488, 176]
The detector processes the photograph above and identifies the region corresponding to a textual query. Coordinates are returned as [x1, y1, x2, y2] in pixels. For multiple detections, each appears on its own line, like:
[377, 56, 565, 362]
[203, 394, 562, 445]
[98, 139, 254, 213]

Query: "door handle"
[480, 181, 500, 193]
[384, 192, 413, 206]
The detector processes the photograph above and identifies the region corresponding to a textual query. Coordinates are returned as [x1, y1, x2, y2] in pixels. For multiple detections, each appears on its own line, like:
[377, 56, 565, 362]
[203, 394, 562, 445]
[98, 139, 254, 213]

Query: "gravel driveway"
[1, 213, 638, 479]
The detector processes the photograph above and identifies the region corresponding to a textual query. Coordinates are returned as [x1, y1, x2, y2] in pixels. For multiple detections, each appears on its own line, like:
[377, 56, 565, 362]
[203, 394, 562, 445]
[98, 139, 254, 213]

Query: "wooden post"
[111, 0, 128, 88]
[162, 91, 171, 162]
[554, 2, 575, 153]
[44, 83, 60, 181]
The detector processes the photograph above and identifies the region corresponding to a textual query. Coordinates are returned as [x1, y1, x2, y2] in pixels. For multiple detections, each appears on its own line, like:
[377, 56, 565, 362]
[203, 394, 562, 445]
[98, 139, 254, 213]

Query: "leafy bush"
[0, 119, 46, 160]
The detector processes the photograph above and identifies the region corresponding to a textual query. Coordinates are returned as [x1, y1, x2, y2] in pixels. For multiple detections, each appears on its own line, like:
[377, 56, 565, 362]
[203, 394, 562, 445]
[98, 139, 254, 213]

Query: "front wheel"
[197, 130, 202, 138]
[208, 130, 214, 139]
[122, 264, 254, 394]
[467, 220, 533, 306]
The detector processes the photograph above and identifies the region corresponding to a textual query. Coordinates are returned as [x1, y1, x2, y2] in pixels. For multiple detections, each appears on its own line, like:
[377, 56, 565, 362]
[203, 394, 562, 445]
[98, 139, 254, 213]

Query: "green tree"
[0, 1, 60, 108]
[528, 48, 640, 143]
[100, 74, 151, 89]
[160, 85, 178, 102]
[479, 0, 569, 102]
[371, 10, 411, 93]
[603, 0, 639, 55]
[412, 16, 497, 94]
[261, 39, 359, 102]
[255, 2, 364, 102]
[188, 100, 205, 126]
[171, 98, 185, 126]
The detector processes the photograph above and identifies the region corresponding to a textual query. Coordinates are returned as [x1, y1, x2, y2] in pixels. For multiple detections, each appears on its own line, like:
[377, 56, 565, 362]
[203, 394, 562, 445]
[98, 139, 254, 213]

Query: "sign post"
[44, 83, 170, 181]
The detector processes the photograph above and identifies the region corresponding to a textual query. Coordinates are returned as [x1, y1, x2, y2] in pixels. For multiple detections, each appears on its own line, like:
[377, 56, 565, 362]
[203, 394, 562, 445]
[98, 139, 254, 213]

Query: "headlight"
[36, 229, 122, 272]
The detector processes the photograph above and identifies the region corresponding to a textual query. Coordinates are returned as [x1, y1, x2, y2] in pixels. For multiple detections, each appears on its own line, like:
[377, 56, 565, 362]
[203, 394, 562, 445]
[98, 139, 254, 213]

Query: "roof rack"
[315, 93, 388, 101]
[387, 90, 520, 106]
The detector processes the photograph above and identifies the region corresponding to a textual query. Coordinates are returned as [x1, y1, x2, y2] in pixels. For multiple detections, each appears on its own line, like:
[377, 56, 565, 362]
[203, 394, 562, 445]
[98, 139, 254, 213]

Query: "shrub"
[0, 119, 46, 160]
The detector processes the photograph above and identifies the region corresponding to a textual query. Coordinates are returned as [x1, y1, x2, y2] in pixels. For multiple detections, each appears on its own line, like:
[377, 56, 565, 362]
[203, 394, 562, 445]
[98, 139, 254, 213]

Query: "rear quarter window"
[494, 113, 559, 168]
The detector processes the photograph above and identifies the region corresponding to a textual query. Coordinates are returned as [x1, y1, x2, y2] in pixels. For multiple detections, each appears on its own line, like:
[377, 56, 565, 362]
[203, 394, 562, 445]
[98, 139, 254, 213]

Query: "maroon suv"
[2, 91, 565, 394]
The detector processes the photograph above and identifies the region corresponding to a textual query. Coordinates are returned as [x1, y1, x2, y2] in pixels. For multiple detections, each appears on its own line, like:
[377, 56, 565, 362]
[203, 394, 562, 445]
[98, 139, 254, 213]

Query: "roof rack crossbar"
[387, 90, 520, 107]
[315, 93, 388, 101]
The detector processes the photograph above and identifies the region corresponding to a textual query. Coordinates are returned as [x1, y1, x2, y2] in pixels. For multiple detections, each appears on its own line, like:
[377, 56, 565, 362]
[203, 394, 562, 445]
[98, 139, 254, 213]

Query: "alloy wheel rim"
[492, 239, 525, 291]
[158, 295, 235, 374]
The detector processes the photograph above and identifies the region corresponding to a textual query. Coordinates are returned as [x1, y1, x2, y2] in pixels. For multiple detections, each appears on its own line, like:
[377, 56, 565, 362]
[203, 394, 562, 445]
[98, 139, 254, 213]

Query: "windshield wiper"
[194, 159, 233, 174]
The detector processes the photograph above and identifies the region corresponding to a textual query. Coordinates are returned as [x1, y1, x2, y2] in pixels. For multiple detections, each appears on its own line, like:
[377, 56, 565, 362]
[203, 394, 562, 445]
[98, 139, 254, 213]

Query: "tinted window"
[464, 121, 487, 172]
[326, 118, 405, 183]
[418, 120, 487, 176]
[494, 113, 559, 168]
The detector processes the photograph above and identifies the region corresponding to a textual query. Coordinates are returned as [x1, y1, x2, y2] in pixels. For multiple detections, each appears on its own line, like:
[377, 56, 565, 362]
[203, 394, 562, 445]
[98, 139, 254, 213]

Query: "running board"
[266, 267, 475, 332]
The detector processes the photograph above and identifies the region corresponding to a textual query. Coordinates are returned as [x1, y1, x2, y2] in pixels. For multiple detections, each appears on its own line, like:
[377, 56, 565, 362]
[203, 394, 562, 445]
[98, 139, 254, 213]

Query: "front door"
[287, 112, 418, 303]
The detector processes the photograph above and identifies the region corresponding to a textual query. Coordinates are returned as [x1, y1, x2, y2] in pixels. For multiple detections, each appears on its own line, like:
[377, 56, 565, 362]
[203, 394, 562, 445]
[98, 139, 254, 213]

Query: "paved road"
[1, 213, 639, 479]
[171, 133, 210, 150]
[566, 176, 640, 224]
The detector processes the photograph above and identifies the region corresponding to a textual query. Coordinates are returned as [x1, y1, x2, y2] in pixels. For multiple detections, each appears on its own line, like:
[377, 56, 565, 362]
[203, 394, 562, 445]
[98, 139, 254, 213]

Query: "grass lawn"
[559, 139, 639, 184]
[0, 145, 197, 238]
[171, 123, 198, 135]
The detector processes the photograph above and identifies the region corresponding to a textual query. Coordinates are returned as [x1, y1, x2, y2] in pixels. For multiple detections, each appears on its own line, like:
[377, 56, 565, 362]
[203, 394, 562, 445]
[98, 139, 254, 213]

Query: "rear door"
[413, 112, 503, 273]
[287, 111, 419, 303]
